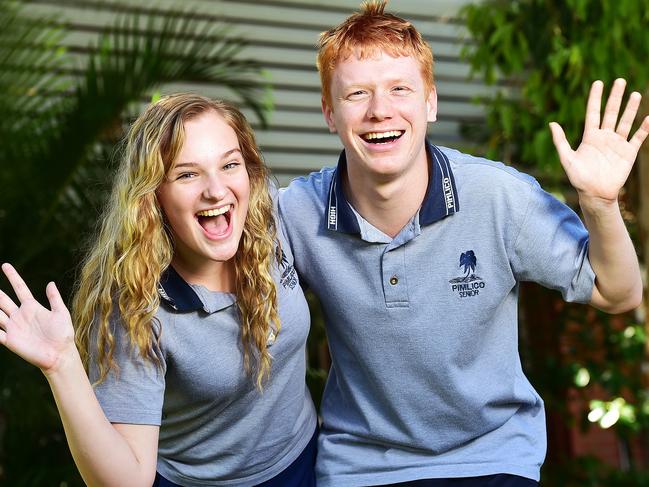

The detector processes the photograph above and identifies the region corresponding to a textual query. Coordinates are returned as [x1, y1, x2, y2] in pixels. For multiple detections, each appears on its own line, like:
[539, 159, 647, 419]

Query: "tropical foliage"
[462, 0, 649, 186]
[0, 1, 269, 483]
[461, 0, 649, 482]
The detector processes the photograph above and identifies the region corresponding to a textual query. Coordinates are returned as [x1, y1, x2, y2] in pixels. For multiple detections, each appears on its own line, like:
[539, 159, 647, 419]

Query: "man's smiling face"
[322, 51, 437, 182]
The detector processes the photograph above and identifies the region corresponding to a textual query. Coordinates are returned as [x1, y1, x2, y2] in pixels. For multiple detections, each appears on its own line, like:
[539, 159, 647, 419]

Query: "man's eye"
[347, 90, 366, 98]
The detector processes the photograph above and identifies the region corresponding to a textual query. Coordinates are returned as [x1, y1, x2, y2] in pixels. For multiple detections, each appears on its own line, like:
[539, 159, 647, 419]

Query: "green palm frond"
[0, 3, 271, 274]
[39, 10, 268, 204]
[0, 1, 65, 171]
[0, 1, 66, 106]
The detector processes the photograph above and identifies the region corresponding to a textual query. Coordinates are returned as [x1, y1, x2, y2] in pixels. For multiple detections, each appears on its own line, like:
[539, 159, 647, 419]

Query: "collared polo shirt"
[278, 142, 595, 487]
[90, 245, 317, 486]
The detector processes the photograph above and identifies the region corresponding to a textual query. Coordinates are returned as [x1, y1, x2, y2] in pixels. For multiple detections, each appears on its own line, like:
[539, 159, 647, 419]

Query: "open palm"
[0, 263, 75, 373]
[550, 79, 649, 203]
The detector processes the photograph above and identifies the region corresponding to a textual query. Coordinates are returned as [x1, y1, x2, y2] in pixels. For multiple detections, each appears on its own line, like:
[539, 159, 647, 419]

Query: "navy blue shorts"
[152, 425, 317, 487]
[381, 474, 538, 487]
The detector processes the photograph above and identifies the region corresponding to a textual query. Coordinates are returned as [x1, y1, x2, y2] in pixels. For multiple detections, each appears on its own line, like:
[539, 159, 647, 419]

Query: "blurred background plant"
[0, 0, 270, 483]
[461, 0, 649, 484]
[462, 0, 649, 185]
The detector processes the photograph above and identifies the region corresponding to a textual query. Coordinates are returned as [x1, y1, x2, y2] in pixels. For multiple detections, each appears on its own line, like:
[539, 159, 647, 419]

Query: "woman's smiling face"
[157, 110, 250, 273]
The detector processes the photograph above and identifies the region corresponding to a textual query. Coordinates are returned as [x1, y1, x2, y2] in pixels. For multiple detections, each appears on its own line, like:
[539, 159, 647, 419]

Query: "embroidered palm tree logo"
[276, 246, 290, 270]
[449, 250, 482, 284]
[460, 250, 477, 278]
[276, 245, 298, 289]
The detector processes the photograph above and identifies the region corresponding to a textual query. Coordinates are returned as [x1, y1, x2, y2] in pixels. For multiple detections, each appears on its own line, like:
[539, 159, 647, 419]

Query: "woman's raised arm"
[0, 263, 159, 487]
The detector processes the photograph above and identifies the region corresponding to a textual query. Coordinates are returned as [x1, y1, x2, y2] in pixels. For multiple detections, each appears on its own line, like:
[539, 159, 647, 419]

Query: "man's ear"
[426, 85, 438, 123]
[322, 97, 337, 133]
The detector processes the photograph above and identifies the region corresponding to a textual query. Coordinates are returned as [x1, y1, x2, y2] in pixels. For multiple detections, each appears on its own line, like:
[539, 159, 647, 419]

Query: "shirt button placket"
[382, 247, 408, 307]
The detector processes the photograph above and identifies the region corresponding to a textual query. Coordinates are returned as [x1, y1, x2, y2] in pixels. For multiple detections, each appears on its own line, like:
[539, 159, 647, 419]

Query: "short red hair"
[317, 0, 435, 108]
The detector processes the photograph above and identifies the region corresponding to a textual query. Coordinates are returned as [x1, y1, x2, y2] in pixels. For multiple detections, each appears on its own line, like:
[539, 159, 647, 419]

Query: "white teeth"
[196, 205, 231, 217]
[364, 130, 403, 140]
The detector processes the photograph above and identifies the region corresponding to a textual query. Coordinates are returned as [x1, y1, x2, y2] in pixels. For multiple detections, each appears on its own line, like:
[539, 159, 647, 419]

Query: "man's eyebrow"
[387, 77, 416, 85]
[340, 77, 415, 88]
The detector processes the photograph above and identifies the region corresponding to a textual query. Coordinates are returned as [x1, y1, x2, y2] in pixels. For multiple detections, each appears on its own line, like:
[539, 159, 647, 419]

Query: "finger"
[0, 309, 8, 329]
[601, 78, 626, 130]
[1, 263, 34, 304]
[549, 122, 574, 169]
[584, 80, 604, 133]
[0, 304, 11, 344]
[629, 115, 649, 151]
[616, 91, 641, 139]
[0, 288, 19, 316]
[46, 282, 66, 314]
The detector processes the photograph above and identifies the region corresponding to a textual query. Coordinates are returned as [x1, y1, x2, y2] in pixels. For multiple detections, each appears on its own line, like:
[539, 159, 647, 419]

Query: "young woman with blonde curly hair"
[0, 94, 317, 487]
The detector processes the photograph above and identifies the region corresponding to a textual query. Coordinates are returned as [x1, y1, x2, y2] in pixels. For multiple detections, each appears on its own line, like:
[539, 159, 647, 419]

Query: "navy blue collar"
[325, 141, 460, 234]
[158, 266, 204, 312]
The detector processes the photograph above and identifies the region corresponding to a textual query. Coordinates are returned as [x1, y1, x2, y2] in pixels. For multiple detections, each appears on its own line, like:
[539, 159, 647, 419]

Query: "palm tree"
[459, 250, 477, 280]
[0, 1, 270, 484]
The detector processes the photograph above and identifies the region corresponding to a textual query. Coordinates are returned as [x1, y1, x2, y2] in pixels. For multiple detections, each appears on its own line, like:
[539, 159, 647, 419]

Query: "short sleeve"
[510, 183, 595, 303]
[88, 314, 166, 425]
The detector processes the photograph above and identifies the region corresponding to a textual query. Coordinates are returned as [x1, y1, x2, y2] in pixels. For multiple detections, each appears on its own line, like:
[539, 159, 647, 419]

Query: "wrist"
[43, 343, 83, 382]
[578, 193, 620, 215]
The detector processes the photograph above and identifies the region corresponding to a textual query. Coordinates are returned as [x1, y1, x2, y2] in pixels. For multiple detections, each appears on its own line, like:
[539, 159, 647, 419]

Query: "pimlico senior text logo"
[448, 250, 485, 298]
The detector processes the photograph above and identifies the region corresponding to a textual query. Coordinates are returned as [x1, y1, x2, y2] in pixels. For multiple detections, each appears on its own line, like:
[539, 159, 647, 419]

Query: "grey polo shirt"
[278, 143, 595, 487]
[90, 238, 317, 486]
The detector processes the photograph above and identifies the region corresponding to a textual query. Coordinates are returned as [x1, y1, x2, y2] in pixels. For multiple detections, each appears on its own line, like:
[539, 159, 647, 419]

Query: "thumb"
[46, 282, 67, 314]
[549, 122, 574, 169]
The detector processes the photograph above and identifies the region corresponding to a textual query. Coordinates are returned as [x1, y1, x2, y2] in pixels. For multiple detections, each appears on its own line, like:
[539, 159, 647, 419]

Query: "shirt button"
[389, 276, 398, 285]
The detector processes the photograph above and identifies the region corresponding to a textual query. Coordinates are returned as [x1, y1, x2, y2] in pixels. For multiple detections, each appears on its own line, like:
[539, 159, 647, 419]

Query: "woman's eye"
[224, 161, 241, 170]
[176, 172, 196, 180]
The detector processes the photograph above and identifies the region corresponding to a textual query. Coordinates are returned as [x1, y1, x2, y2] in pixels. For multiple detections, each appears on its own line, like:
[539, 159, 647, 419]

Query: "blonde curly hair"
[73, 94, 280, 389]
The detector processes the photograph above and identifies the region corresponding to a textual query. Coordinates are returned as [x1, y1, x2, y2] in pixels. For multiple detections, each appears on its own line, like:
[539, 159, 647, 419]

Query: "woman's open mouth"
[196, 205, 233, 238]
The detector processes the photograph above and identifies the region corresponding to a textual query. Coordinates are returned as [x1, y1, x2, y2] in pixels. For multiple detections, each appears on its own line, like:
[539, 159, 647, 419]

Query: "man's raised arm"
[550, 78, 649, 313]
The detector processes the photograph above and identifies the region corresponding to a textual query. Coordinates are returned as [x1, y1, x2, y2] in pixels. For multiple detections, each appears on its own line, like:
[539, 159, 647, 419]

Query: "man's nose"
[367, 92, 393, 121]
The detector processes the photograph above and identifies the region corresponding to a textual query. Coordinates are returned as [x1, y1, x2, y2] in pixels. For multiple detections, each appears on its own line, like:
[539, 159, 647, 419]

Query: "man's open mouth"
[361, 130, 404, 144]
[196, 205, 232, 236]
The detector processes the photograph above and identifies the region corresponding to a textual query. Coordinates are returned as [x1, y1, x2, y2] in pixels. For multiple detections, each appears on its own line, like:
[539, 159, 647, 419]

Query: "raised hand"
[0, 263, 76, 374]
[549, 79, 649, 205]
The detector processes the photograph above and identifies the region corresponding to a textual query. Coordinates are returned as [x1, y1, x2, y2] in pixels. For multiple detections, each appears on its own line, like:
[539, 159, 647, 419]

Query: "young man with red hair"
[279, 2, 649, 486]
